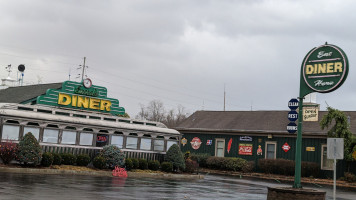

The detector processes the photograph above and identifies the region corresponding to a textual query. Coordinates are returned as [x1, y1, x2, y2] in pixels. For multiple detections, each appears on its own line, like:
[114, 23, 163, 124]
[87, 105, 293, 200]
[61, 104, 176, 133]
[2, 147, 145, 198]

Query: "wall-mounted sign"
[181, 138, 187, 146]
[303, 106, 319, 121]
[190, 137, 202, 150]
[206, 140, 212, 145]
[240, 136, 252, 141]
[306, 147, 315, 152]
[239, 143, 253, 155]
[302, 44, 349, 93]
[37, 81, 125, 115]
[282, 143, 290, 152]
[257, 145, 263, 156]
[96, 134, 108, 147]
[227, 138, 232, 153]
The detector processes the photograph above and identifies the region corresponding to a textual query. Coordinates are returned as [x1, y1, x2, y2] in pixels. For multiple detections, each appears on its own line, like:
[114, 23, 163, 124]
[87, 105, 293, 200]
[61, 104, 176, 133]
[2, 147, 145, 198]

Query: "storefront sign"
[303, 106, 319, 121]
[288, 110, 298, 122]
[302, 44, 349, 93]
[190, 137, 202, 150]
[306, 147, 315, 151]
[282, 143, 290, 152]
[239, 143, 253, 155]
[239, 136, 252, 141]
[227, 138, 232, 153]
[288, 98, 299, 110]
[181, 138, 187, 146]
[206, 140, 212, 145]
[37, 80, 125, 115]
[287, 122, 297, 134]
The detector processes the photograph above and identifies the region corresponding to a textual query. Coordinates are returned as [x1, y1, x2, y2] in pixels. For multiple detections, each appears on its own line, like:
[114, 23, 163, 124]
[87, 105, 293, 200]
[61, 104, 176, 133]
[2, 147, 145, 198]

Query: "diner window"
[167, 140, 178, 150]
[2, 125, 20, 140]
[111, 135, 123, 148]
[265, 141, 277, 159]
[24, 127, 40, 141]
[126, 137, 138, 149]
[43, 129, 59, 143]
[154, 139, 164, 152]
[140, 138, 152, 150]
[215, 139, 225, 157]
[61, 130, 77, 144]
[321, 144, 333, 170]
[80, 133, 93, 146]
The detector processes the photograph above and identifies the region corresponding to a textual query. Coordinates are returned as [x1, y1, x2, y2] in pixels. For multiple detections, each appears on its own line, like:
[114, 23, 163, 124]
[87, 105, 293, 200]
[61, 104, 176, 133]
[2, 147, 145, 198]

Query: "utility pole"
[81, 57, 86, 81]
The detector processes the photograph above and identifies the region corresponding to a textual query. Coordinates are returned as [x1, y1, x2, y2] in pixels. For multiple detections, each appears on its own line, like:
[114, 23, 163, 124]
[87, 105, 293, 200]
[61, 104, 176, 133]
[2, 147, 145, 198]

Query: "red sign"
[190, 137, 202, 150]
[282, 143, 291, 152]
[239, 144, 253, 155]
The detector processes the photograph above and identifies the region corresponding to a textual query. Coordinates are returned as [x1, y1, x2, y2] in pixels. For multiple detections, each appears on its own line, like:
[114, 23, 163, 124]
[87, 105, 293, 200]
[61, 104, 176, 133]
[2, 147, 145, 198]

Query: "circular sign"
[287, 122, 297, 133]
[288, 98, 299, 110]
[288, 110, 298, 122]
[190, 137, 202, 150]
[302, 44, 349, 93]
[83, 78, 92, 88]
[18, 64, 25, 72]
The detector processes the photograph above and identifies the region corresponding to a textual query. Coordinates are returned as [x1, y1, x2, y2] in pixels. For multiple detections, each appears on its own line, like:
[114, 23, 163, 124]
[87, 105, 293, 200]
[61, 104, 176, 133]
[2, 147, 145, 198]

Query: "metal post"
[81, 57, 86, 81]
[293, 97, 303, 188]
[333, 158, 336, 200]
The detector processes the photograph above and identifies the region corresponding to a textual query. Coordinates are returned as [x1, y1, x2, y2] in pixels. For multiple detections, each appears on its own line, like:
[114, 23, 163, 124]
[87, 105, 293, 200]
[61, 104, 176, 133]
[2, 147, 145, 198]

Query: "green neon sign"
[36, 80, 125, 116]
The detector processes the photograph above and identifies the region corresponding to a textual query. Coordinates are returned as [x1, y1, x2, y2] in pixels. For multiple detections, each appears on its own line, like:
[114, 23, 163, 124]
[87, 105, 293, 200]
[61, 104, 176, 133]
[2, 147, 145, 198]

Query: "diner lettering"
[305, 62, 343, 75]
[58, 93, 111, 111]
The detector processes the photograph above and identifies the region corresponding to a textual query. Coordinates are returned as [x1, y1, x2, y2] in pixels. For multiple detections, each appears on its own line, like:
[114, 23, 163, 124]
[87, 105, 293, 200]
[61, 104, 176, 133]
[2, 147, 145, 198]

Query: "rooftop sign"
[36, 79, 125, 115]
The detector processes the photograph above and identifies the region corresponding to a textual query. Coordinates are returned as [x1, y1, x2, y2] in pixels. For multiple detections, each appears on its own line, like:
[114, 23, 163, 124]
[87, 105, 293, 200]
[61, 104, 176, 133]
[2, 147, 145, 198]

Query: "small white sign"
[327, 138, 344, 160]
[303, 106, 318, 121]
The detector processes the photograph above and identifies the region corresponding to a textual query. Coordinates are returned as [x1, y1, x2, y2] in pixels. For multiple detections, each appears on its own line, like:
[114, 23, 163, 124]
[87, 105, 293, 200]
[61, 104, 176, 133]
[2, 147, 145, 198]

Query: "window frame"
[215, 138, 225, 157]
[1, 124, 20, 141]
[43, 128, 59, 144]
[265, 141, 277, 159]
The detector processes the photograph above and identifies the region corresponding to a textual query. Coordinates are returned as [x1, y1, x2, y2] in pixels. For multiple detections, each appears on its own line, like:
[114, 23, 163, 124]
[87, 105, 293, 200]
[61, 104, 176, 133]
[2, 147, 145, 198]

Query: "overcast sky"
[1, 0, 356, 117]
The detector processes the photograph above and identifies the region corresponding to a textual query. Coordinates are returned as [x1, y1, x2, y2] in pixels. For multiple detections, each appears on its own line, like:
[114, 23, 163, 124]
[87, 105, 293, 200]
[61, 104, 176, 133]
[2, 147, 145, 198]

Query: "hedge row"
[258, 159, 320, 177]
[41, 152, 91, 167]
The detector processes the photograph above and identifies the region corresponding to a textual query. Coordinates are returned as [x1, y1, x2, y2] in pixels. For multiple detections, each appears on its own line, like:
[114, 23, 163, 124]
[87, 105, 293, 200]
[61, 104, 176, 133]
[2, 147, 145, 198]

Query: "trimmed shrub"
[223, 157, 247, 171]
[139, 159, 148, 170]
[131, 158, 139, 169]
[125, 158, 133, 170]
[60, 153, 76, 165]
[148, 160, 160, 171]
[242, 161, 255, 173]
[76, 154, 91, 166]
[17, 132, 42, 166]
[93, 156, 106, 169]
[184, 159, 199, 173]
[41, 152, 54, 167]
[206, 156, 225, 170]
[258, 159, 320, 177]
[190, 153, 210, 168]
[0, 140, 18, 164]
[52, 153, 62, 165]
[161, 162, 173, 172]
[99, 145, 125, 169]
[301, 162, 320, 178]
[165, 144, 185, 171]
[344, 172, 356, 182]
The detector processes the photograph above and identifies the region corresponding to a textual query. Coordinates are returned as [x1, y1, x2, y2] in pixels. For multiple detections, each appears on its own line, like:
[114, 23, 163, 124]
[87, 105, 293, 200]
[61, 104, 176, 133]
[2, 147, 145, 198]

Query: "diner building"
[0, 80, 180, 161]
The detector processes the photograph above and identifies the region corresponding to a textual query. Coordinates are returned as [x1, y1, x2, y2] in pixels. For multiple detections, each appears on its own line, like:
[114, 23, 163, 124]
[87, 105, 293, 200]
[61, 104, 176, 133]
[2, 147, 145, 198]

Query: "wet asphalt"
[0, 172, 355, 200]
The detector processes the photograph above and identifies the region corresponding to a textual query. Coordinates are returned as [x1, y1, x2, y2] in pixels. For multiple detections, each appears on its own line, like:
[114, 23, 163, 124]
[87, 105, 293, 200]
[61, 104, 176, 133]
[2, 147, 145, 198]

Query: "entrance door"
[215, 139, 225, 157]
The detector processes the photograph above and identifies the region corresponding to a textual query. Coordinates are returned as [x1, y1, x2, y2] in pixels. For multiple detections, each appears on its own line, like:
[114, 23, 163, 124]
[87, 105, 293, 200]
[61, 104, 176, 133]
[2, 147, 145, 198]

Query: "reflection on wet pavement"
[0, 172, 355, 200]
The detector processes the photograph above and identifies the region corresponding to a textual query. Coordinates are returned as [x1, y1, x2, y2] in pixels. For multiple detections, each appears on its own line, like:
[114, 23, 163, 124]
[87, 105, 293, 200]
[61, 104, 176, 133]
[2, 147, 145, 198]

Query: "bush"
[76, 154, 91, 166]
[52, 153, 62, 165]
[99, 145, 125, 169]
[139, 159, 148, 170]
[0, 140, 18, 164]
[93, 156, 106, 169]
[165, 144, 185, 171]
[60, 153, 76, 165]
[17, 132, 42, 166]
[258, 159, 320, 177]
[190, 153, 210, 168]
[41, 152, 54, 167]
[343, 172, 356, 183]
[131, 158, 139, 169]
[242, 161, 255, 173]
[161, 162, 173, 172]
[125, 158, 133, 170]
[148, 160, 160, 171]
[206, 156, 225, 170]
[184, 159, 199, 173]
[301, 162, 320, 178]
[223, 157, 247, 171]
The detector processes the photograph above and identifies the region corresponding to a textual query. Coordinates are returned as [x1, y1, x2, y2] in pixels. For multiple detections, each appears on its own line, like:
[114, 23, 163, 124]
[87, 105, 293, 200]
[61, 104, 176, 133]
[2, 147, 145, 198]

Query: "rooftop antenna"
[5, 64, 12, 77]
[68, 68, 71, 81]
[79, 57, 88, 81]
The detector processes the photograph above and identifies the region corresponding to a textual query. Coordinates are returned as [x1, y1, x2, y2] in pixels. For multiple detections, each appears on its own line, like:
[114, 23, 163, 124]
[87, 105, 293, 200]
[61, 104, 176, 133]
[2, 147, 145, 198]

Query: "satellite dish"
[18, 64, 25, 72]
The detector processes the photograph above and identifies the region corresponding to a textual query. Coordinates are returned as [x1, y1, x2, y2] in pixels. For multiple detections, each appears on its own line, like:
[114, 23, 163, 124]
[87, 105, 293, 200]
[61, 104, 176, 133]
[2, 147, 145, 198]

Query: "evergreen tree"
[320, 107, 355, 161]
[165, 144, 185, 171]
[100, 145, 125, 168]
[17, 132, 42, 165]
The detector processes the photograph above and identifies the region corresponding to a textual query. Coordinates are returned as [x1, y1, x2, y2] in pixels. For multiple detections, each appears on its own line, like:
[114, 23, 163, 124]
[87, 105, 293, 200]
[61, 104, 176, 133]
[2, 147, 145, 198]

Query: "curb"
[0, 167, 204, 180]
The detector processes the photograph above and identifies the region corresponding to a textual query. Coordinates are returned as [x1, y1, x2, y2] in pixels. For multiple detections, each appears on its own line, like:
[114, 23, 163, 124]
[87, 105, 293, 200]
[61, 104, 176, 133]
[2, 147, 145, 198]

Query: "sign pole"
[333, 158, 336, 200]
[293, 97, 303, 188]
